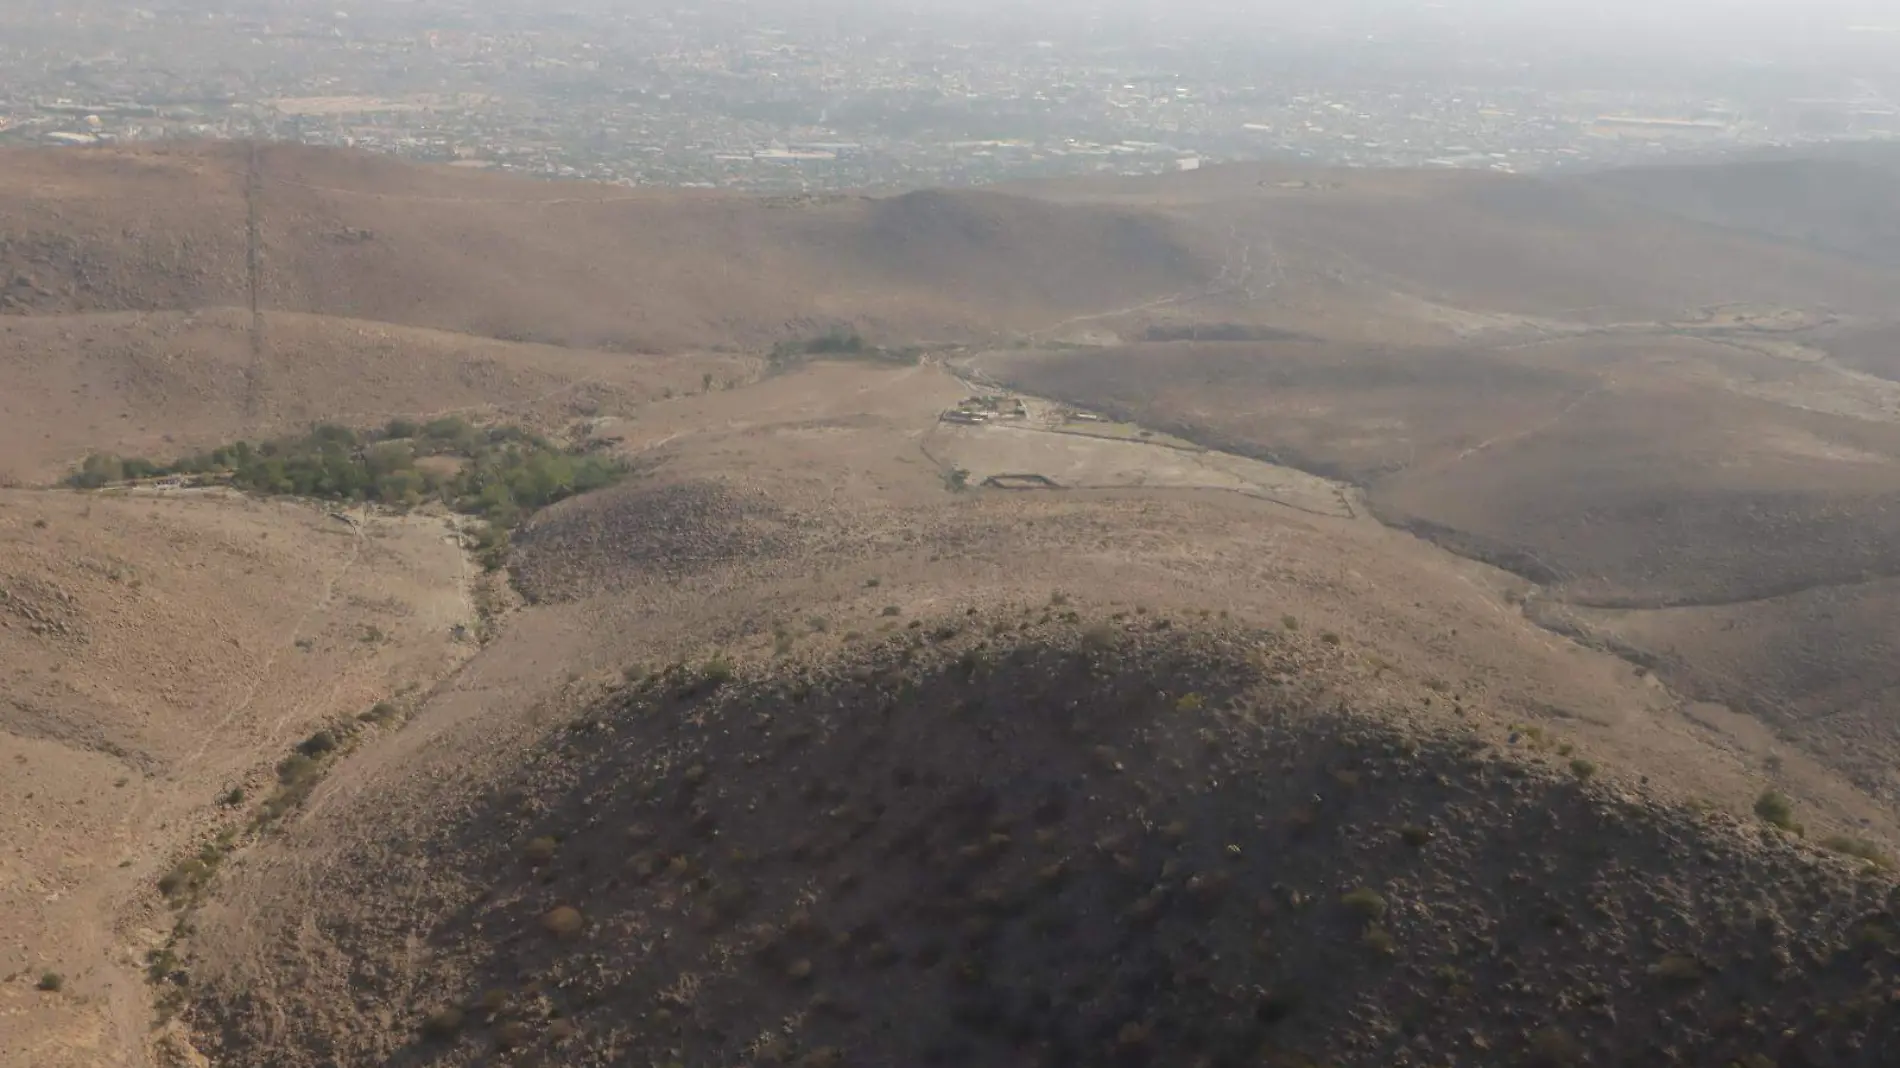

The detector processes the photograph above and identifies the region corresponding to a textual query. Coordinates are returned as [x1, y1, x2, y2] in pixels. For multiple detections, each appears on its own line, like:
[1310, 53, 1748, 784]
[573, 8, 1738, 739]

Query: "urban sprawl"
[3, 1, 1896, 191]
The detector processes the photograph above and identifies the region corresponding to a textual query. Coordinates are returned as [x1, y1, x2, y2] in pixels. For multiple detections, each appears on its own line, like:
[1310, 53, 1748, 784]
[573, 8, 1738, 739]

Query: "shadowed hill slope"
[184, 621, 1900, 1068]
[1017, 161, 1900, 335]
[1571, 157, 1900, 268]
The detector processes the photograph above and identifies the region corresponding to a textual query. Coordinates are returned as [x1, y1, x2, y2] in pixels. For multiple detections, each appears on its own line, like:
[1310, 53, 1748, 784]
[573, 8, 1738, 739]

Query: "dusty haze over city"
[1, 0, 1895, 188]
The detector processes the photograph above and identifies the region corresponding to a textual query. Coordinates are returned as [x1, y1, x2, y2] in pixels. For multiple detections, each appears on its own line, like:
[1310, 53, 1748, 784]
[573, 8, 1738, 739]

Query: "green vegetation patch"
[1753, 790, 1802, 834]
[69, 417, 626, 570]
[768, 328, 925, 369]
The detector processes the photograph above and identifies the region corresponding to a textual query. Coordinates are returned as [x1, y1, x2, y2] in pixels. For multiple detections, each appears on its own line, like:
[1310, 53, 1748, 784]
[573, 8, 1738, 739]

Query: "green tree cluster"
[69, 417, 624, 561]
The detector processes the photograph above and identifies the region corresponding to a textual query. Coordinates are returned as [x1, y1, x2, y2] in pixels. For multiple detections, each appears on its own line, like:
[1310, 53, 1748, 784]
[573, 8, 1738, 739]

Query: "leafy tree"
[69, 453, 125, 488]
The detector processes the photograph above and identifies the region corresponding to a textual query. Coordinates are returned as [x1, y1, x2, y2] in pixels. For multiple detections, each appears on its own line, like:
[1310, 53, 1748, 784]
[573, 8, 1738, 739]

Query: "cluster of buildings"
[941, 395, 1030, 427]
[0, 1, 1894, 191]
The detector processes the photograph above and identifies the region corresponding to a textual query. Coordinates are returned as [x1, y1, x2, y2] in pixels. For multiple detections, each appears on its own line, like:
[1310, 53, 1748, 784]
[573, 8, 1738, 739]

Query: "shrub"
[1754, 790, 1800, 832]
[543, 905, 586, 939]
[1821, 836, 1895, 869]
[420, 1007, 464, 1040]
[276, 753, 319, 785]
[1527, 1027, 1582, 1066]
[1650, 953, 1703, 984]
[421, 415, 475, 442]
[69, 453, 125, 488]
[471, 523, 512, 572]
[495, 1020, 532, 1050]
[524, 837, 559, 865]
[1569, 758, 1597, 781]
[157, 859, 211, 898]
[37, 972, 63, 992]
[297, 730, 339, 757]
[1341, 887, 1388, 921]
[701, 656, 736, 689]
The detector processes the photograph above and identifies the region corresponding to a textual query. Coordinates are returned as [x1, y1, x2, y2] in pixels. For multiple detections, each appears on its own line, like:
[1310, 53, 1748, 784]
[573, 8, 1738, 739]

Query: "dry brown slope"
[184, 622, 1900, 1068]
[0, 308, 746, 485]
[9, 144, 1900, 359]
[0, 144, 250, 315]
[486, 358, 1899, 842]
[0, 487, 470, 1068]
[974, 338, 1900, 605]
[0, 142, 1217, 352]
[1570, 156, 1900, 268]
[158, 357, 1900, 1068]
[1552, 579, 1900, 808]
[971, 340, 1900, 828]
[1020, 161, 1900, 331]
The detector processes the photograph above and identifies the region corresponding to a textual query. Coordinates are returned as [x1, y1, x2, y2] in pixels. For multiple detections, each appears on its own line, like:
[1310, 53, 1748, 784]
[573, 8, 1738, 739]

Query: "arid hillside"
[1012, 160, 1900, 340]
[184, 623, 1900, 1068]
[0, 487, 471, 1068]
[972, 315, 1900, 811]
[976, 338, 1900, 605]
[0, 309, 746, 485]
[6, 141, 1900, 355]
[8, 144, 1900, 1068]
[7, 141, 1900, 482]
[0, 142, 1212, 353]
[1571, 155, 1900, 268]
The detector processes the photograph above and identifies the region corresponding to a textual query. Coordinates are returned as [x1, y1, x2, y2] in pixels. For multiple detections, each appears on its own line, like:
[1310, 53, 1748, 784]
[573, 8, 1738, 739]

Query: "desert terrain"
[4, 142, 1900, 1067]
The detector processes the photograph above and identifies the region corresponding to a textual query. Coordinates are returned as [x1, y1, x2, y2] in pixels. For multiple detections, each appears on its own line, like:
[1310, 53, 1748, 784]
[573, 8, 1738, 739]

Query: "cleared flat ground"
[927, 408, 1354, 516]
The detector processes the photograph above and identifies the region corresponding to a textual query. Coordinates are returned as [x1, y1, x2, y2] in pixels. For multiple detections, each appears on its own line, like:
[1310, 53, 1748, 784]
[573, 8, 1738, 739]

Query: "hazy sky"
[837, 0, 1900, 70]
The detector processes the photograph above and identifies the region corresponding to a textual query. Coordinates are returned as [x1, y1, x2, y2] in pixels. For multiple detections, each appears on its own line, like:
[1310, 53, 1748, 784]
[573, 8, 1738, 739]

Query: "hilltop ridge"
[185, 620, 1900, 1068]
